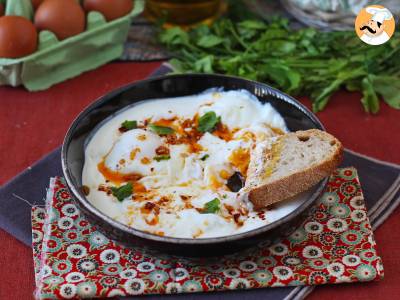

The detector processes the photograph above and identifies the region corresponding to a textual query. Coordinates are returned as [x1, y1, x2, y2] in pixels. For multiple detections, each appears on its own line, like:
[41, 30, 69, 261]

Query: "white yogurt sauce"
[82, 89, 311, 238]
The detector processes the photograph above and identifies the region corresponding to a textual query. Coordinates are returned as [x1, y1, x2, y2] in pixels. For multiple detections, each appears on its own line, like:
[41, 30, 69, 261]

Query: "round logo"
[355, 5, 395, 45]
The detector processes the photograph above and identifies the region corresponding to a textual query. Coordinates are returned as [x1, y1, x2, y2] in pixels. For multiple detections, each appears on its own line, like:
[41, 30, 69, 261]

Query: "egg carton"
[0, 0, 144, 91]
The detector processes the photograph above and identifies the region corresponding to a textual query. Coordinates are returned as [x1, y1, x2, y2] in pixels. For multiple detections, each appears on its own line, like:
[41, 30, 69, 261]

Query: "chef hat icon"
[366, 6, 393, 24]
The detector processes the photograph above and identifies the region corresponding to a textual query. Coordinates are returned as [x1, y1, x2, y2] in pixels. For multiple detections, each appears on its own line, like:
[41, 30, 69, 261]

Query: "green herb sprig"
[198, 111, 221, 132]
[110, 183, 133, 202]
[154, 155, 171, 161]
[148, 124, 175, 135]
[121, 120, 137, 131]
[159, 12, 400, 113]
[201, 198, 220, 214]
[200, 154, 210, 161]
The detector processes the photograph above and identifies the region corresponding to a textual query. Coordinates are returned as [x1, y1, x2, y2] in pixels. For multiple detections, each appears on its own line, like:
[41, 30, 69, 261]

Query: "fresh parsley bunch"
[159, 16, 400, 113]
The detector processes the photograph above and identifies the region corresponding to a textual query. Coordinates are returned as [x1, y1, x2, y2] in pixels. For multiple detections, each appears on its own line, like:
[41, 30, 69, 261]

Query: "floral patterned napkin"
[31, 167, 383, 299]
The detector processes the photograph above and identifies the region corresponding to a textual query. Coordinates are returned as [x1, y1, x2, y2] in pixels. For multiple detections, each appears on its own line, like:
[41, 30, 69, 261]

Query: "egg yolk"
[229, 148, 250, 176]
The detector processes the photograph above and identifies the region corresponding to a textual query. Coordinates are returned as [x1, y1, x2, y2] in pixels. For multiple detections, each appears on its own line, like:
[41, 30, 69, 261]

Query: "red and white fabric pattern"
[31, 167, 383, 299]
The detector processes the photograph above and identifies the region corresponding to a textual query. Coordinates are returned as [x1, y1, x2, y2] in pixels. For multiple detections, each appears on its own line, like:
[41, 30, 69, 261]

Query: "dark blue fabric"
[0, 147, 63, 245]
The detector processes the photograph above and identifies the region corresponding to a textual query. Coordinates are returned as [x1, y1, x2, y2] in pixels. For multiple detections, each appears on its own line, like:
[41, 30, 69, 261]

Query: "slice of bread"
[244, 129, 343, 209]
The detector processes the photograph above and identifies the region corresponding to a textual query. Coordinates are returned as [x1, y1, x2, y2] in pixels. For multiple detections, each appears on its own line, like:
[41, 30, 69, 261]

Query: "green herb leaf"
[194, 55, 214, 73]
[121, 120, 137, 131]
[110, 183, 132, 202]
[154, 155, 171, 162]
[238, 20, 267, 30]
[312, 79, 342, 112]
[169, 58, 186, 73]
[197, 35, 224, 48]
[261, 61, 301, 92]
[197, 111, 221, 133]
[361, 76, 380, 114]
[148, 124, 174, 135]
[160, 27, 189, 46]
[201, 198, 220, 214]
[371, 75, 400, 109]
[200, 154, 209, 161]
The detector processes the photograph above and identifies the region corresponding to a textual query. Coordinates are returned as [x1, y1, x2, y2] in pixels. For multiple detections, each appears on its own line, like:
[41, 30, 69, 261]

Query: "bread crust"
[248, 130, 343, 210]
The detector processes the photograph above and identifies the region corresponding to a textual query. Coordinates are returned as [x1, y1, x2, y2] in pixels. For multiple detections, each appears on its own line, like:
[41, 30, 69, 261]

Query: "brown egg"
[83, 0, 133, 22]
[0, 16, 38, 58]
[34, 0, 85, 40]
[0, 3, 4, 17]
[31, 0, 44, 10]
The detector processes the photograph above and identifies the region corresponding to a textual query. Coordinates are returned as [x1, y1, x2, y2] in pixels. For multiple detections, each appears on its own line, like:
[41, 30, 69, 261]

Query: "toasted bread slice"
[244, 129, 343, 209]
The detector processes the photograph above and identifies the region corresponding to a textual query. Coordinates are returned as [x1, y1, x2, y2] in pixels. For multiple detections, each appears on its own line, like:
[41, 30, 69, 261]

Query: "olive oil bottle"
[145, 0, 225, 27]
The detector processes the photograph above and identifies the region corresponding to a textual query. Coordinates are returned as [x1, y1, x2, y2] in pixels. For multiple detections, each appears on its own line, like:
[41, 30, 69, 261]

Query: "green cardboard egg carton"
[0, 0, 144, 91]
